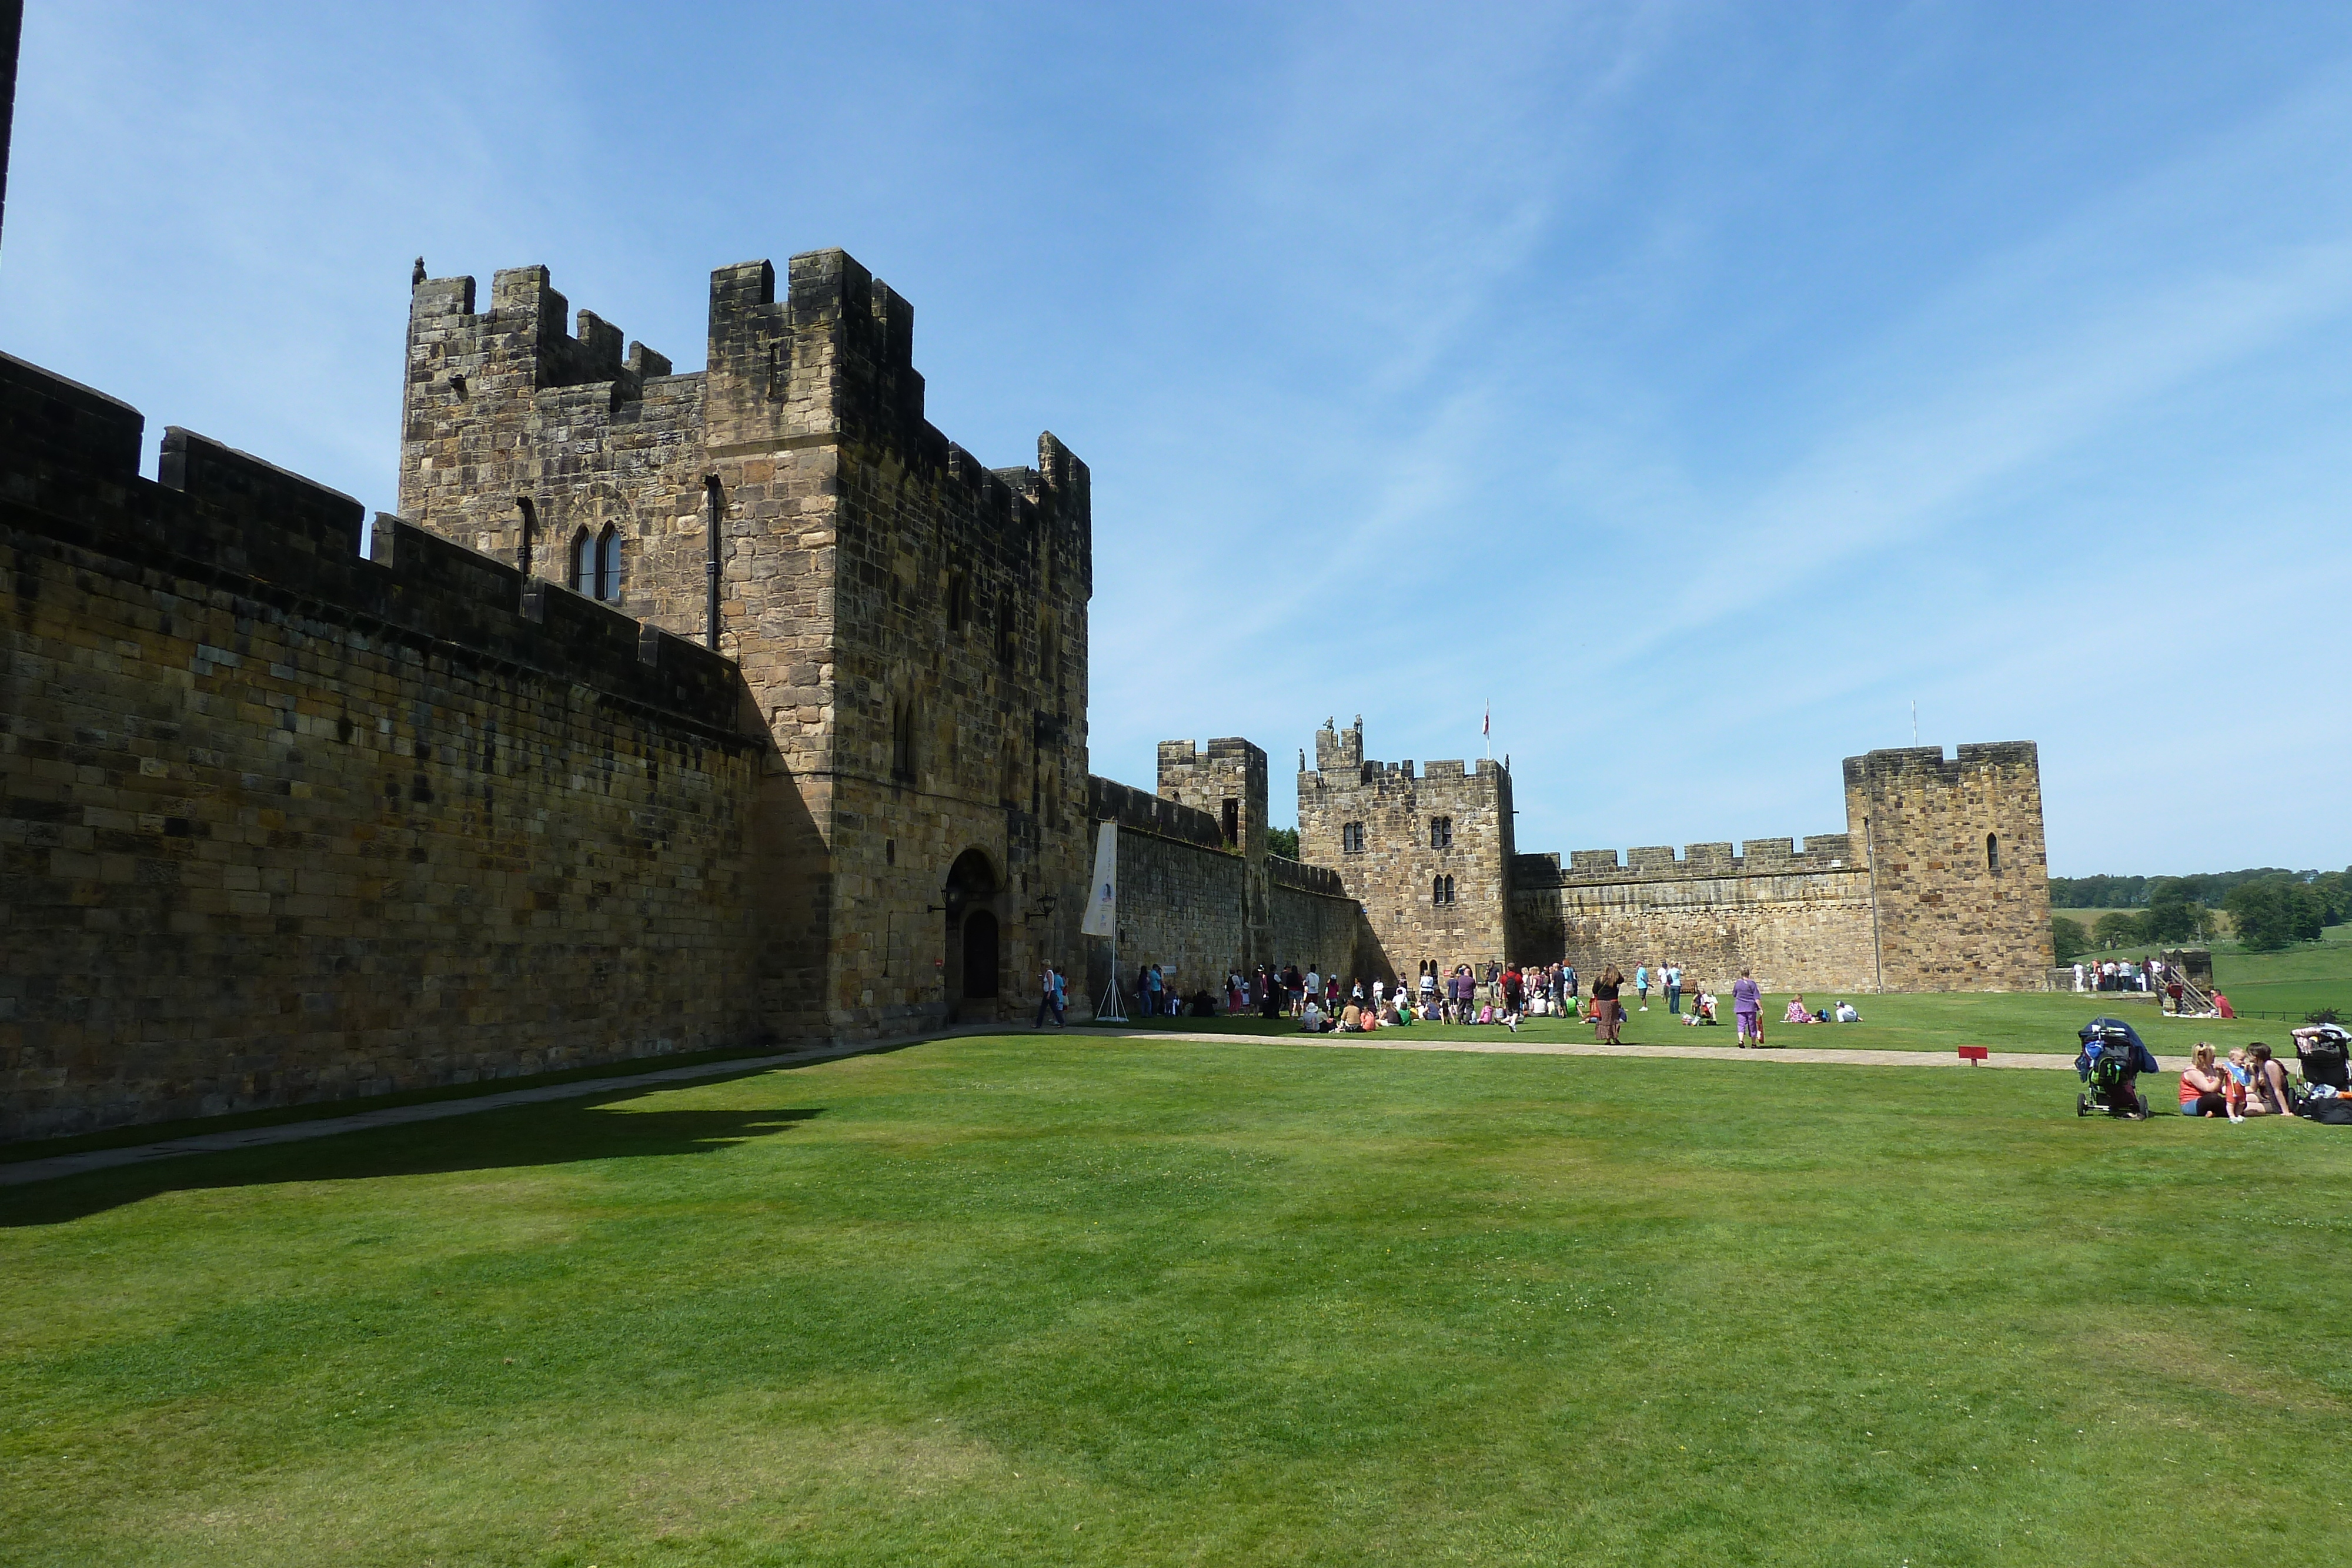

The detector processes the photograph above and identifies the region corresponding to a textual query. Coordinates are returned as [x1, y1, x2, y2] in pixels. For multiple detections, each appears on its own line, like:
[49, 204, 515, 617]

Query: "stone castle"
[0, 252, 2050, 1142]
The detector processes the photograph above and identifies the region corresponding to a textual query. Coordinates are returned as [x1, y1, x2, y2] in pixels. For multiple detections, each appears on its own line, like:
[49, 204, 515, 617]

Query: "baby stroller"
[2076, 1017, 2157, 1119]
[2297, 1024, 2351, 1091]
[2296, 1025, 2352, 1122]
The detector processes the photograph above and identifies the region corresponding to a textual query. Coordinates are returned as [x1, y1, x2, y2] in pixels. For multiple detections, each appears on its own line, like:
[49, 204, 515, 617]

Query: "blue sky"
[5, 2, 2348, 875]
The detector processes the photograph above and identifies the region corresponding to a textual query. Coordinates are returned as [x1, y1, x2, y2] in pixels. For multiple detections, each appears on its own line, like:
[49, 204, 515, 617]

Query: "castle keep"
[398, 255, 1095, 1039]
[2, 242, 2047, 1144]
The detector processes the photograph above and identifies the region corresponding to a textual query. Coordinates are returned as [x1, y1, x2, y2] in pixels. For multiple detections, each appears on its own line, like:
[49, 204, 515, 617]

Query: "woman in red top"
[2179, 1043, 2228, 1118]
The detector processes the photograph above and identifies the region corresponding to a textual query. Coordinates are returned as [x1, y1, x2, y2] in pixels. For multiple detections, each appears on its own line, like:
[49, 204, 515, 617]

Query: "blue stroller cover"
[2077, 1017, 2160, 1079]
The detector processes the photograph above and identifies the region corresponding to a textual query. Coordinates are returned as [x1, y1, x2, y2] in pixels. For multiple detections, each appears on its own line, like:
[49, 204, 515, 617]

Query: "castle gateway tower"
[400, 252, 1094, 1037]
[1297, 717, 1515, 984]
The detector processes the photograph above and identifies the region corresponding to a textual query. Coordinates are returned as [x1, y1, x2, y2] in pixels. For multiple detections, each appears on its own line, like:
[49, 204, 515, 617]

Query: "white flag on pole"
[1078, 822, 1118, 937]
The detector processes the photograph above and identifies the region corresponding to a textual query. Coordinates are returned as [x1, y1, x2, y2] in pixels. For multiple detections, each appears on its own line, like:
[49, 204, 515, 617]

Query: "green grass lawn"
[5, 1033, 2350, 1566]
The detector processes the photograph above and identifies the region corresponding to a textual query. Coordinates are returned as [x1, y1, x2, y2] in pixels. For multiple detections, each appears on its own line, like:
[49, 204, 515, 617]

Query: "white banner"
[1078, 822, 1118, 938]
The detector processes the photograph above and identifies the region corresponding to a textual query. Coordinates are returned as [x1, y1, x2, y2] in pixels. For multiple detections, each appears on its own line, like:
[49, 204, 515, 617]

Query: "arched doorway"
[941, 848, 1001, 1019]
[962, 910, 1000, 999]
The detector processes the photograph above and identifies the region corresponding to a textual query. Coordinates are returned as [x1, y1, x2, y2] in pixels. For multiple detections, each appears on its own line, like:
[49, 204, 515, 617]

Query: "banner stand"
[1096, 938, 1128, 1024]
[1080, 821, 1127, 1023]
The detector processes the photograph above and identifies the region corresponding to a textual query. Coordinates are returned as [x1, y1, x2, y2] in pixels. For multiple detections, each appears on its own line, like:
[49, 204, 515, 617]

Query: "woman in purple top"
[1732, 967, 1764, 1047]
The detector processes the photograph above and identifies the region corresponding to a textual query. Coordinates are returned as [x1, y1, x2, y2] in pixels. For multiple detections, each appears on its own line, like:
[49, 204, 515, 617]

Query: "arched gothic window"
[572, 528, 596, 596]
[1434, 874, 1456, 907]
[597, 525, 620, 602]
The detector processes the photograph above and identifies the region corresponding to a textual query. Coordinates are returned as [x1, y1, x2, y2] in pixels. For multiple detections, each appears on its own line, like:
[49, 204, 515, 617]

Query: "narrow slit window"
[891, 700, 916, 782]
[1221, 798, 1239, 847]
[596, 525, 620, 601]
[1987, 833, 2000, 874]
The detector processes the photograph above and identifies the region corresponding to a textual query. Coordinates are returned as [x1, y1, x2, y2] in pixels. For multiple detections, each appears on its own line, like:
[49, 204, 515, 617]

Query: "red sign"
[1957, 1046, 1989, 1065]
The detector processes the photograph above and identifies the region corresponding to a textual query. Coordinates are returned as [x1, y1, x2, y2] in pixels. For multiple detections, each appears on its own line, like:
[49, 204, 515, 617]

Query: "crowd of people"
[2069, 955, 2236, 1018]
[1095, 957, 1872, 1044]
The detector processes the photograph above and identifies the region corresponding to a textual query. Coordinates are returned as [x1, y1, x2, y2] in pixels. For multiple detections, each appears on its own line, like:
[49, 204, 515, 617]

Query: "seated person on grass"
[2245, 1043, 2294, 1116]
[1835, 1001, 1860, 1023]
[1339, 1002, 1365, 1033]
[1783, 992, 1818, 1025]
[1683, 991, 1718, 1025]
[1300, 999, 1331, 1033]
[2179, 1044, 2229, 1119]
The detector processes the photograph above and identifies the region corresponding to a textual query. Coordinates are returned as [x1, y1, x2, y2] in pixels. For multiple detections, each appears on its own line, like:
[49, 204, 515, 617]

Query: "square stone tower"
[1297, 718, 1514, 981]
[1157, 737, 1268, 860]
[399, 252, 1093, 1036]
[1843, 743, 2053, 990]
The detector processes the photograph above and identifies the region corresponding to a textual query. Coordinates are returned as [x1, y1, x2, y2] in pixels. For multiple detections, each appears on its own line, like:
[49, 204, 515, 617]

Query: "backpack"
[2302, 1097, 2352, 1126]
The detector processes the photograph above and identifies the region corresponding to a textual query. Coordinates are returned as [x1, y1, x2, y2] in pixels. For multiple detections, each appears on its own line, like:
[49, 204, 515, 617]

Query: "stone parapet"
[1521, 834, 1858, 888]
[1088, 773, 1225, 851]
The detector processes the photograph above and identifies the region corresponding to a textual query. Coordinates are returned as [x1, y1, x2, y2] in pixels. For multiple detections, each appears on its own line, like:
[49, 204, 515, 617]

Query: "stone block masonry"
[1299, 718, 2050, 996]
[1508, 850, 1876, 994]
[0, 352, 770, 1141]
[1297, 717, 1512, 982]
[1083, 768, 1366, 1008]
[400, 252, 1094, 1040]
[1845, 743, 2052, 991]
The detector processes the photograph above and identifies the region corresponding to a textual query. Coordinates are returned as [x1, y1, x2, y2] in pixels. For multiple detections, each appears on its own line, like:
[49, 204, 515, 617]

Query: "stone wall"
[1495, 745, 2051, 996]
[1845, 743, 2053, 991]
[0, 352, 771, 1141]
[1081, 773, 1364, 1008]
[400, 252, 1094, 1038]
[1296, 718, 1512, 983]
[1508, 848, 1876, 995]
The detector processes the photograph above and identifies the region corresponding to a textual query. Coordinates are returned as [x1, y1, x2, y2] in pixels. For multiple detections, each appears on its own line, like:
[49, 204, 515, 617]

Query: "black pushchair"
[2296, 1024, 2350, 1091]
[2296, 1025, 2351, 1122]
[2076, 1017, 2157, 1119]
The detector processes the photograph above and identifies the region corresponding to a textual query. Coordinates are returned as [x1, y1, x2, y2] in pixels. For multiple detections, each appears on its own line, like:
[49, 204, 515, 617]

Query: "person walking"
[1635, 962, 1651, 1011]
[1035, 961, 1061, 1028]
[1591, 965, 1623, 1044]
[1733, 967, 1763, 1047]
[1663, 961, 1682, 1018]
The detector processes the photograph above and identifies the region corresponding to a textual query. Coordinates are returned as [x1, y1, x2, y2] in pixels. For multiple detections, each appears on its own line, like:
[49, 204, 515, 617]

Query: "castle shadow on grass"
[1, 1092, 823, 1229]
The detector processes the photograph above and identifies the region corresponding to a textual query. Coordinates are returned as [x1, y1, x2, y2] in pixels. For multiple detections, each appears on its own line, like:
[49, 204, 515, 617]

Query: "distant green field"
[2052, 915, 2351, 1019]
[2211, 924, 2352, 1018]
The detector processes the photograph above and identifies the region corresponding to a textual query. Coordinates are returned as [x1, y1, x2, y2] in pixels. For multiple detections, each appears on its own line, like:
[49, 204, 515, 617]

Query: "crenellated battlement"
[1521, 833, 1857, 888]
[406, 263, 674, 414]
[2, 350, 749, 738]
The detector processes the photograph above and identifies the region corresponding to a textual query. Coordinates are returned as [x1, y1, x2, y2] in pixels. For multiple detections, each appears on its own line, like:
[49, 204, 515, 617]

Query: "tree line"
[2049, 868, 2329, 908]
[2049, 868, 2350, 961]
